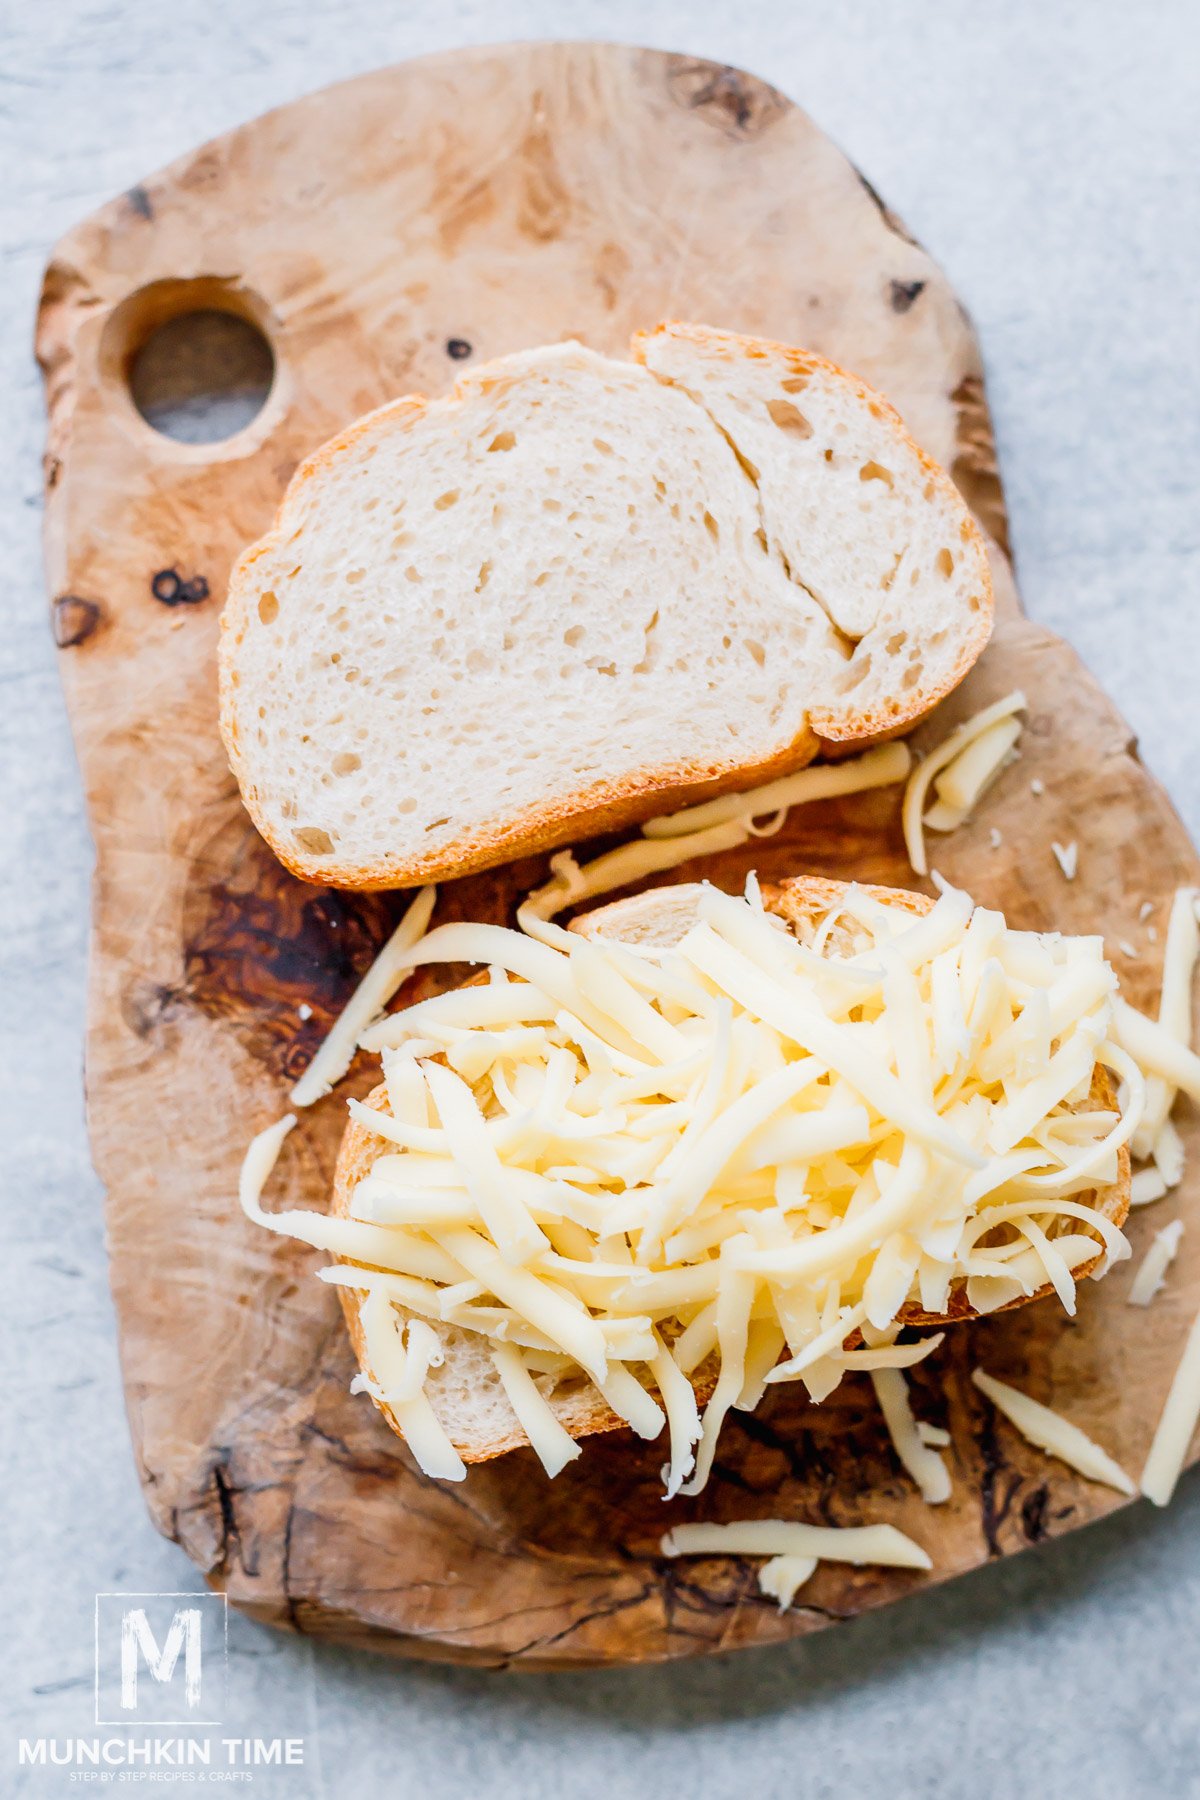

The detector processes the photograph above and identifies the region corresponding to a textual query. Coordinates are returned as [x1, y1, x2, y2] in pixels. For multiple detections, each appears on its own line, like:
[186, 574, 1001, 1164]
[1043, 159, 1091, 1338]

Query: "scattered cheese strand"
[757, 1555, 819, 1610]
[1052, 841, 1079, 882]
[1133, 888, 1199, 1160]
[1128, 1220, 1184, 1308]
[642, 742, 911, 839]
[1130, 1167, 1168, 1208]
[871, 1368, 951, 1503]
[924, 714, 1023, 834]
[290, 885, 437, 1106]
[660, 1519, 931, 1570]
[1113, 999, 1200, 1105]
[1155, 1117, 1186, 1189]
[972, 1369, 1135, 1496]
[356, 1290, 466, 1480]
[490, 1342, 581, 1477]
[515, 743, 911, 943]
[518, 821, 750, 937]
[1141, 1302, 1200, 1505]
[239, 1112, 297, 1216]
[902, 692, 1026, 876]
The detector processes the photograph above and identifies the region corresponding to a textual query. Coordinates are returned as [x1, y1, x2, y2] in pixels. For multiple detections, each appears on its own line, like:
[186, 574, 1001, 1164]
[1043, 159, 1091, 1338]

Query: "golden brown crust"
[329, 875, 1129, 1465]
[219, 323, 992, 891]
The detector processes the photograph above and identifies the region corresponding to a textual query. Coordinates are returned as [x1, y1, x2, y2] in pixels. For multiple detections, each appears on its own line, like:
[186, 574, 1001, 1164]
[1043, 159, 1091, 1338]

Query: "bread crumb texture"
[219, 324, 992, 886]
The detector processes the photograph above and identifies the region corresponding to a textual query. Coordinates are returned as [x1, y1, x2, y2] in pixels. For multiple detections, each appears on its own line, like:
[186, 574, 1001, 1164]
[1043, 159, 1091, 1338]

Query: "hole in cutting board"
[129, 310, 275, 443]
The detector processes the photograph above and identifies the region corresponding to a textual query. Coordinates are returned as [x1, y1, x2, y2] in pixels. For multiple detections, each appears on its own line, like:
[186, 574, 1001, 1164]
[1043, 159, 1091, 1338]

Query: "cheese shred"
[1141, 1303, 1200, 1505]
[240, 877, 1136, 1493]
[1132, 886, 1198, 1165]
[661, 1519, 931, 1570]
[1128, 1220, 1184, 1308]
[902, 692, 1026, 876]
[972, 1369, 1135, 1496]
[871, 1368, 952, 1503]
[290, 885, 437, 1106]
[642, 742, 911, 840]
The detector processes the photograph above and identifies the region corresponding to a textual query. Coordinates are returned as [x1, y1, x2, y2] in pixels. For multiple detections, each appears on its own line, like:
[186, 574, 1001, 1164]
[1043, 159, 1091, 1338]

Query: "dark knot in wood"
[889, 278, 927, 314]
[152, 568, 210, 606]
[666, 61, 788, 139]
[52, 593, 102, 648]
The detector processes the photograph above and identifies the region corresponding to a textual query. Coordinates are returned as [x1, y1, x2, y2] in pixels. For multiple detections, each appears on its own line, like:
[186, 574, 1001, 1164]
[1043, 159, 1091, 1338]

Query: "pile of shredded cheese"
[244, 875, 1141, 1495]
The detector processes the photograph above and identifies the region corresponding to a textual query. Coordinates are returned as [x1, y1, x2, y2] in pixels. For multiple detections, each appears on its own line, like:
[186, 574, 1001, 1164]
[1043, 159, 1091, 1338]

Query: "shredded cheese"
[871, 1368, 951, 1502]
[514, 743, 913, 940]
[926, 714, 1023, 832]
[1133, 887, 1198, 1161]
[355, 1289, 466, 1480]
[971, 1369, 1135, 1496]
[1155, 1117, 1185, 1190]
[241, 878, 1136, 1491]
[518, 822, 750, 935]
[1113, 998, 1200, 1105]
[239, 1112, 297, 1215]
[1128, 1220, 1184, 1308]
[902, 692, 1026, 876]
[1141, 1301, 1200, 1505]
[490, 1342, 581, 1476]
[290, 886, 437, 1106]
[1052, 841, 1078, 882]
[757, 1555, 819, 1610]
[660, 1519, 931, 1570]
[641, 742, 911, 839]
[1130, 1166, 1168, 1208]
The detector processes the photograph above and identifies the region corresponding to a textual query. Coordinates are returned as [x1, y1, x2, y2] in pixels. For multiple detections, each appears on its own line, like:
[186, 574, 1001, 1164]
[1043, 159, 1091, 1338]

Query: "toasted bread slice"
[331, 878, 1129, 1466]
[219, 324, 993, 890]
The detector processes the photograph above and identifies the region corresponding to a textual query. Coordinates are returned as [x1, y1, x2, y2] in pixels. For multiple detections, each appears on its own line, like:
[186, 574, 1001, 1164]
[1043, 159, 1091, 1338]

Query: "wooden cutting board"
[37, 41, 1200, 1668]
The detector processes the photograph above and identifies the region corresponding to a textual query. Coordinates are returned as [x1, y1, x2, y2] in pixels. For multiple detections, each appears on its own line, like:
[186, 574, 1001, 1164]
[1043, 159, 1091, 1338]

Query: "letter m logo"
[95, 1592, 227, 1725]
[121, 1606, 203, 1710]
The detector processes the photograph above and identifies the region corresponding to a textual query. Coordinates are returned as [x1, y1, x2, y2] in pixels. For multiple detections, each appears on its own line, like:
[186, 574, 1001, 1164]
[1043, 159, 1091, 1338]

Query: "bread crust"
[219, 324, 993, 891]
[329, 876, 1129, 1464]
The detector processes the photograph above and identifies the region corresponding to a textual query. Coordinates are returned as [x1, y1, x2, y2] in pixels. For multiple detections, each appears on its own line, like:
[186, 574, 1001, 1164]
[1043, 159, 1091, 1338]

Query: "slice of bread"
[330, 877, 1129, 1467]
[219, 324, 993, 890]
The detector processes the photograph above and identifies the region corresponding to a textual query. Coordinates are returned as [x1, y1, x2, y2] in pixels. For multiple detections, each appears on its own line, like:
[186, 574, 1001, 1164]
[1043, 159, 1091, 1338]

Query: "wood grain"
[36, 41, 1200, 1667]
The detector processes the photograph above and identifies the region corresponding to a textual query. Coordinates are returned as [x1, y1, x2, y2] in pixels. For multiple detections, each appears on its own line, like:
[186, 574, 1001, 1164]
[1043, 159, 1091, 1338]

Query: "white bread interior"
[220, 324, 993, 890]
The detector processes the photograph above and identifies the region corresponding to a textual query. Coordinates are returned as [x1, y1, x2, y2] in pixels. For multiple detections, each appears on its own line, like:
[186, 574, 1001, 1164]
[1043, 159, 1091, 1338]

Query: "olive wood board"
[37, 41, 1200, 1668]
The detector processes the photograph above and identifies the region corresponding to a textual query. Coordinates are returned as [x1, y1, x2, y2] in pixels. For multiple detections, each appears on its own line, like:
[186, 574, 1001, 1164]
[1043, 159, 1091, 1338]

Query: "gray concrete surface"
[2, 2, 1198, 1795]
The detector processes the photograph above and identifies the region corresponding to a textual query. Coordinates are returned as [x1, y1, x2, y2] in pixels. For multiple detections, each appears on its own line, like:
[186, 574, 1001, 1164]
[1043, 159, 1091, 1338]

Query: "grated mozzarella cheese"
[1052, 842, 1079, 882]
[757, 1555, 819, 1610]
[1128, 1220, 1184, 1308]
[356, 1289, 466, 1480]
[1130, 1167, 1168, 1208]
[930, 714, 1022, 822]
[240, 881, 1134, 1491]
[871, 1368, 952, 1503]
[660, 1519, 931, 1569]
[1141, 1301, 1200, 1505]
[902, 692, 1026, 876]
[490, 1342, 581, 1477]
[1155, 1117, 1186, 1190]
[972, 1369, 1134, 1495]
[1132, 887, 1199, 1160]
[1113, 999, 1200, 1105]
[290, 886, 437, 1106]
[642, 742, 911, 840]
